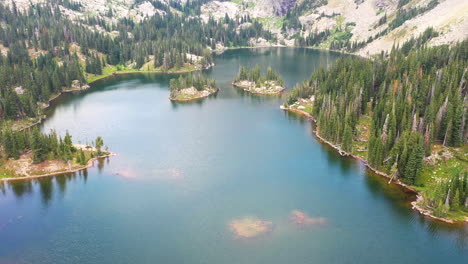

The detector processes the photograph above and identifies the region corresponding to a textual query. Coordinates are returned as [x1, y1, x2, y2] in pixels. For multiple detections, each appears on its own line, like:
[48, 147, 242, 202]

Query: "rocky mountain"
[200, 0, 468, 55]
[3, 0, 468, 56]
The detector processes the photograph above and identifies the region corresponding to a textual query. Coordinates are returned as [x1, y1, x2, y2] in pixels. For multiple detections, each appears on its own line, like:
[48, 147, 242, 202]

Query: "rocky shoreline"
[281, 105, 467, 225]
[1, 152, 116, 182]
[16, 82, 90, 131]
[169, 87, 219, 102]
[233, 80, 285, 95]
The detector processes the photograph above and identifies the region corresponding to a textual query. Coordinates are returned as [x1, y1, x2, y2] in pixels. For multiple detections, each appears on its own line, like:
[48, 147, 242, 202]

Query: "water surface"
[1, 48, 467, 263]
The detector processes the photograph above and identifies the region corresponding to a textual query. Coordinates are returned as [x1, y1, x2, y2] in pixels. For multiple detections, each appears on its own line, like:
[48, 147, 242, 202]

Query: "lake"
[0, 48, 467, 263]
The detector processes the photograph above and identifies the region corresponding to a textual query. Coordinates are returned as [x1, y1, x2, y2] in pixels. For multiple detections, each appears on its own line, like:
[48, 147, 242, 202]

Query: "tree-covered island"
[233, 66, 285, 95]
[169, 73, 218, 101]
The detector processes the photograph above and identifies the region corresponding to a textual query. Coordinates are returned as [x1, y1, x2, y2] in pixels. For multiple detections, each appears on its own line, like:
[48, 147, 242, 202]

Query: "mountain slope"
[3, 0, 467, 55]
[200, 0, 467, 55]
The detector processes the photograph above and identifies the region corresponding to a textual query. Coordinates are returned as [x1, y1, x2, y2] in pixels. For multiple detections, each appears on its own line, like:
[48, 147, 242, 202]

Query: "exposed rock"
[441, 150, 454, 161]
[200, 1, 242, 22]
[14, 87, 25, 95]
[169, 86, 218, 101]
[71, 80, 82, 90]
[358, 0, 468, 56]
[233, 80, 285, 95]
[201, 0, 296, 21]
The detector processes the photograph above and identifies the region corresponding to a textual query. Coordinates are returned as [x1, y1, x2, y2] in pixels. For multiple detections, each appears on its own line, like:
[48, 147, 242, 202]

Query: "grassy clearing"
[0, 117, 44, 131]
[288, 99, 314, 113]
[257, 17, 285, 30]
[352, 116, 370, 159]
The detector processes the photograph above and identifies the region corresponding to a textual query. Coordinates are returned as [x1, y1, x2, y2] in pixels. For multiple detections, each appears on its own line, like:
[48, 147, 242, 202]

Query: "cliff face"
[268, 0, 297, 16]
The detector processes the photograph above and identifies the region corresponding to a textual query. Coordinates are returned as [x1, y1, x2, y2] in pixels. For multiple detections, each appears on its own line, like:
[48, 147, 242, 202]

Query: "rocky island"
[169, 73, 218, 101]
[233, 66, 285, 95]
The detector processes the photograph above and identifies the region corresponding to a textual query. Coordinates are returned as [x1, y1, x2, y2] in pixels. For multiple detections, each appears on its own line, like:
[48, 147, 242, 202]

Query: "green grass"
[257, 17, 285, 30]
[414, 144, 468, 220]
[289, 100, 314, 113]
[0, 117, 44, 131]
[352, 117, 370, 158]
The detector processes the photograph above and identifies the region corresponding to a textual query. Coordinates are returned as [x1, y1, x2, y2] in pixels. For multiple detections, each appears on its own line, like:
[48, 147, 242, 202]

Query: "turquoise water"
[0, 48, 467, 263]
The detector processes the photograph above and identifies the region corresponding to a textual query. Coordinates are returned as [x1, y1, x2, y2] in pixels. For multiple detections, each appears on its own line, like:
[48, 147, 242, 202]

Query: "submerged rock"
[290, 210, 327, 226]
[229, 217, 273, 238]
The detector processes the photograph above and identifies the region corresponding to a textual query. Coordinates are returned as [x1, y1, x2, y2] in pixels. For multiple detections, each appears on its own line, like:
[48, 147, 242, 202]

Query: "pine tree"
[342, 123, 353, 152]
[95, 136, 104, 155]
[79, 149, 86, 165]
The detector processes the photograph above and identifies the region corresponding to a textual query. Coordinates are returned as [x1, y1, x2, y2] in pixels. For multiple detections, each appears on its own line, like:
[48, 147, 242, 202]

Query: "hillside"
[200, 0, 467, 54]
[3, 0, 467, 55]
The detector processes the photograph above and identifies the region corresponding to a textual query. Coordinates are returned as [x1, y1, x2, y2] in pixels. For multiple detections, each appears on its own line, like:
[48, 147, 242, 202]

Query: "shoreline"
[18, 45, 351, 131]
[0, 152, 116, 182]
[282, 106, 467, 225]
[18, 86, 91, 131]
[87, 63, 215, 85]
[169, 88, 219, 102]
[233, 82, 285, 95]
[16, 65, 214, 131]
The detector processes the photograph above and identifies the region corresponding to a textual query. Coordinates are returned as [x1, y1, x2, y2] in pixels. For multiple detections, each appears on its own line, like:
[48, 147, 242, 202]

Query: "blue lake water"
[0, 48, 467, 263]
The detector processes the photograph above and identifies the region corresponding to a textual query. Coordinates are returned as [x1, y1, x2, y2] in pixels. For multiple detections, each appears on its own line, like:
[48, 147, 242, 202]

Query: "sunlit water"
[1, 48, 467, 263]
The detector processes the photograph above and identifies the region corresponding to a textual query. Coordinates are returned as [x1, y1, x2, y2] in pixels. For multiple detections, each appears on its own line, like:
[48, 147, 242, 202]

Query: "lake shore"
[281, 105, 467, 225]
[233, 81, 285, 95]
[0, 152, 116, 182]
[87, 63, 215, 84]
[169, 87, 219, 102]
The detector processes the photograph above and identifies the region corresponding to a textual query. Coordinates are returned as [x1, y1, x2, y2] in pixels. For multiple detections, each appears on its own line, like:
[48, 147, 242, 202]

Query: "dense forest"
[285, 38, 467, 216]
[0, 1, 272, 120]
[234, 65, 284, 86]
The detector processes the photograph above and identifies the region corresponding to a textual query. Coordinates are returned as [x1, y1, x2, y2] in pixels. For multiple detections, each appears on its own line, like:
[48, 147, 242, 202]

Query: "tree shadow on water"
[3, 162, 103, 207]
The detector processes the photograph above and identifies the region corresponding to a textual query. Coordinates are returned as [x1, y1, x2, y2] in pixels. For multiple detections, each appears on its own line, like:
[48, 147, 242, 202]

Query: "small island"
[169, 73, 218, 101]
[233, 65, 285, 95]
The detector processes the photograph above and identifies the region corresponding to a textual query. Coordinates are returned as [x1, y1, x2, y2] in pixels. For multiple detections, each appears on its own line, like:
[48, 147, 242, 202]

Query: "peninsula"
[282, 36, 468, 224]
[0, 128, 112, 180]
